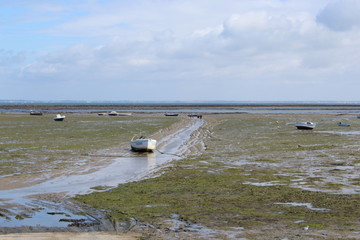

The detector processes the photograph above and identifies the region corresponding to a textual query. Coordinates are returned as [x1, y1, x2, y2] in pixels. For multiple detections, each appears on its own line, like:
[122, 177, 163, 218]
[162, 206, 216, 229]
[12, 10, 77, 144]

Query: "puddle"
[320, 131, 360, 135]
[243, 181, 286, 187]
[0, 200, 85, 228]
[0, 120, 204, 227]
[274, 202, 330, 211]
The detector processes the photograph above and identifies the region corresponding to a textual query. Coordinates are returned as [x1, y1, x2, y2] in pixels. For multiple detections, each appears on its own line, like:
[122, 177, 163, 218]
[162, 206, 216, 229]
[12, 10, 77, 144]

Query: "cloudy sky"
[1, 0, 360, 102]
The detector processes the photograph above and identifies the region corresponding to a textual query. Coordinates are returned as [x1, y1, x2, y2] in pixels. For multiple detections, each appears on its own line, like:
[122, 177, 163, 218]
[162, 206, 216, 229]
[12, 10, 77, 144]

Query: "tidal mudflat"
[0, 113, 183, 235]
[75, 113, 360, 239]
[1, 109, 360, 239]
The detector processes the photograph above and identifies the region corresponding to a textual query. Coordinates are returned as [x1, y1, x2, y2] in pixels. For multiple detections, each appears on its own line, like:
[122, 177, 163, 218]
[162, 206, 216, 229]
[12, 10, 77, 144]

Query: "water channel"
[0, 120, 203, 228]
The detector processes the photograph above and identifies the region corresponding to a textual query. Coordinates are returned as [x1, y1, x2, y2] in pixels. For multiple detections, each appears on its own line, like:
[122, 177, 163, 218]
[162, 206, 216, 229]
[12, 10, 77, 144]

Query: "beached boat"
[295, 122, 316, 130]
[108, 111, 119, 116]
[165, 113, 179, 116]
[30, 110, 43, 116]
[97, 113, 106, 116]
[130, 136, 157, 152]
[108, 111, 132, 116]
[54, 114, 65, 121]
[338, 122, 350, 127]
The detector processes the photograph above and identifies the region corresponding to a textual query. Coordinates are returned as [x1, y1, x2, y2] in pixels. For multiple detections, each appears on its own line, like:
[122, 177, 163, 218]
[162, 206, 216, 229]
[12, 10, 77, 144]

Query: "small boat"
[295, 122, 316, 130]
[97, 113, 106, 116]
[30, 110, 43, 116]
[338, 122, 350, 127]
[165, 113, 179, 116]
[54, 114, 65, 121]
[130, 136, 157, 152]
[108, 111, 119, 116]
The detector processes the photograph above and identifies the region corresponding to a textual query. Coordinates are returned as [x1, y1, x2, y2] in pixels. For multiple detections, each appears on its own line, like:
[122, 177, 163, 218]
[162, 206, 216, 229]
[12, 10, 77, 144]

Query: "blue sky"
[1, 0, 360, 102]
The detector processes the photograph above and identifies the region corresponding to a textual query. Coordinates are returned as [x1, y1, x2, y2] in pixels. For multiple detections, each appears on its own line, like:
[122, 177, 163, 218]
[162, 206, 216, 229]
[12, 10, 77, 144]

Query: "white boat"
[54, 114, 65, 121]
[130, 136, 157, 152]
[295, 122, 316, 130]
[338, 122, 350, 127]
[108, 111, 118, 116]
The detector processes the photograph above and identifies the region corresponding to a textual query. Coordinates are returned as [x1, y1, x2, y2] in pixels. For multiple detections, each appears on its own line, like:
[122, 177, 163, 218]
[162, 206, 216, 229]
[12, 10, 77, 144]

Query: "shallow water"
[274, 202, 330, 211]
[0, 120, 203, 227]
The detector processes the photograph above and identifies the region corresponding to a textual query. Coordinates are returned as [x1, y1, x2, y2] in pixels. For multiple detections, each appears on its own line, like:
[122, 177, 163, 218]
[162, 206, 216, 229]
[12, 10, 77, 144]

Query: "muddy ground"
[1, 106, 360, 239]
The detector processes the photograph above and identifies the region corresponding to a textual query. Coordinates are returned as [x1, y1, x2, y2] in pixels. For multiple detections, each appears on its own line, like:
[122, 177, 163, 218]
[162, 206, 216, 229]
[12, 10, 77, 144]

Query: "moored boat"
[108, 111, 119, 116]
[165, 113, 179, 116]
[30, 110, 43, 116]
[130, 136, 157, 152]
[54, 114, 65, 121]
[295, 122, 316, 130]
[338, 122, 350, 127]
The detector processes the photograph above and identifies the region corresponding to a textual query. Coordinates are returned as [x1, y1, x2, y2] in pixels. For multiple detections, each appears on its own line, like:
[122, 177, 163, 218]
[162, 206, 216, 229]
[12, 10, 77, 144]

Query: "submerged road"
[0, 119, 204, 228]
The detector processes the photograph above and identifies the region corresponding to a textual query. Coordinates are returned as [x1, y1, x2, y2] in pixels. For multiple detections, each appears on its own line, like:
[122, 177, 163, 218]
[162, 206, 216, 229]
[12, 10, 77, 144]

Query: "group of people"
[188, 114, 202, 119]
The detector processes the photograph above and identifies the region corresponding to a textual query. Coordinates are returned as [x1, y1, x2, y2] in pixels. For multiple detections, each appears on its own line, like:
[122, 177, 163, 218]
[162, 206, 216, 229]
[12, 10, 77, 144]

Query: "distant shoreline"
[2, 103, 360, 109]
[2, 104, 360, 116]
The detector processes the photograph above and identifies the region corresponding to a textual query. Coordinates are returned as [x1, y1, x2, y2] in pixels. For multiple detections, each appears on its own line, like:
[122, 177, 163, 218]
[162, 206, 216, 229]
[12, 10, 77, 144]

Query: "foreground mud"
[0, 113, 202, 239]
[75, 113, 360, 239]
[1, 109, 360, 239]
[0, 232, 140, 240]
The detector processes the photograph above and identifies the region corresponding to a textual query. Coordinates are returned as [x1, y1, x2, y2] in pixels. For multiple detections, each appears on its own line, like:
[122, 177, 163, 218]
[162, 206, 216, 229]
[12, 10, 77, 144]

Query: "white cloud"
[2, 0, 360, 101]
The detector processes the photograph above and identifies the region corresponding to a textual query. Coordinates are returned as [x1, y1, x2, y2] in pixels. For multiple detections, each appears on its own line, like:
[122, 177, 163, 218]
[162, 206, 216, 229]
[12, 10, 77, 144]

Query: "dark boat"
[165, 113, 179, 116]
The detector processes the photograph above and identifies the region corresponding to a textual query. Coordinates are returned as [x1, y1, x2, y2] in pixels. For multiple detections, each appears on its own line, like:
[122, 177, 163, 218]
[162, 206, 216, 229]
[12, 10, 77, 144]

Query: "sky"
[1, 0, 360, 102]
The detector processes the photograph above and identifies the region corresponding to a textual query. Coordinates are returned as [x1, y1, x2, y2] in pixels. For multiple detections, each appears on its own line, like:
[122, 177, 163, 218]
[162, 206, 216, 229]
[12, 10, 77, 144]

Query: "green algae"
[0, 114, 178, 179]
[73, 114, 360, 237]
[73, 157, 360, 230]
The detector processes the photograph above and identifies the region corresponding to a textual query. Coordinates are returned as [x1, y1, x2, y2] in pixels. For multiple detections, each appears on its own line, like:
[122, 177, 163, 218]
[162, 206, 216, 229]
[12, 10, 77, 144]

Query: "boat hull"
[295, 122, 315, 130]
[131, 139, 157, 152]
[30, 111, 43, 116]
[54, 114, 65, 121]
[296, 126, 314, 130]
